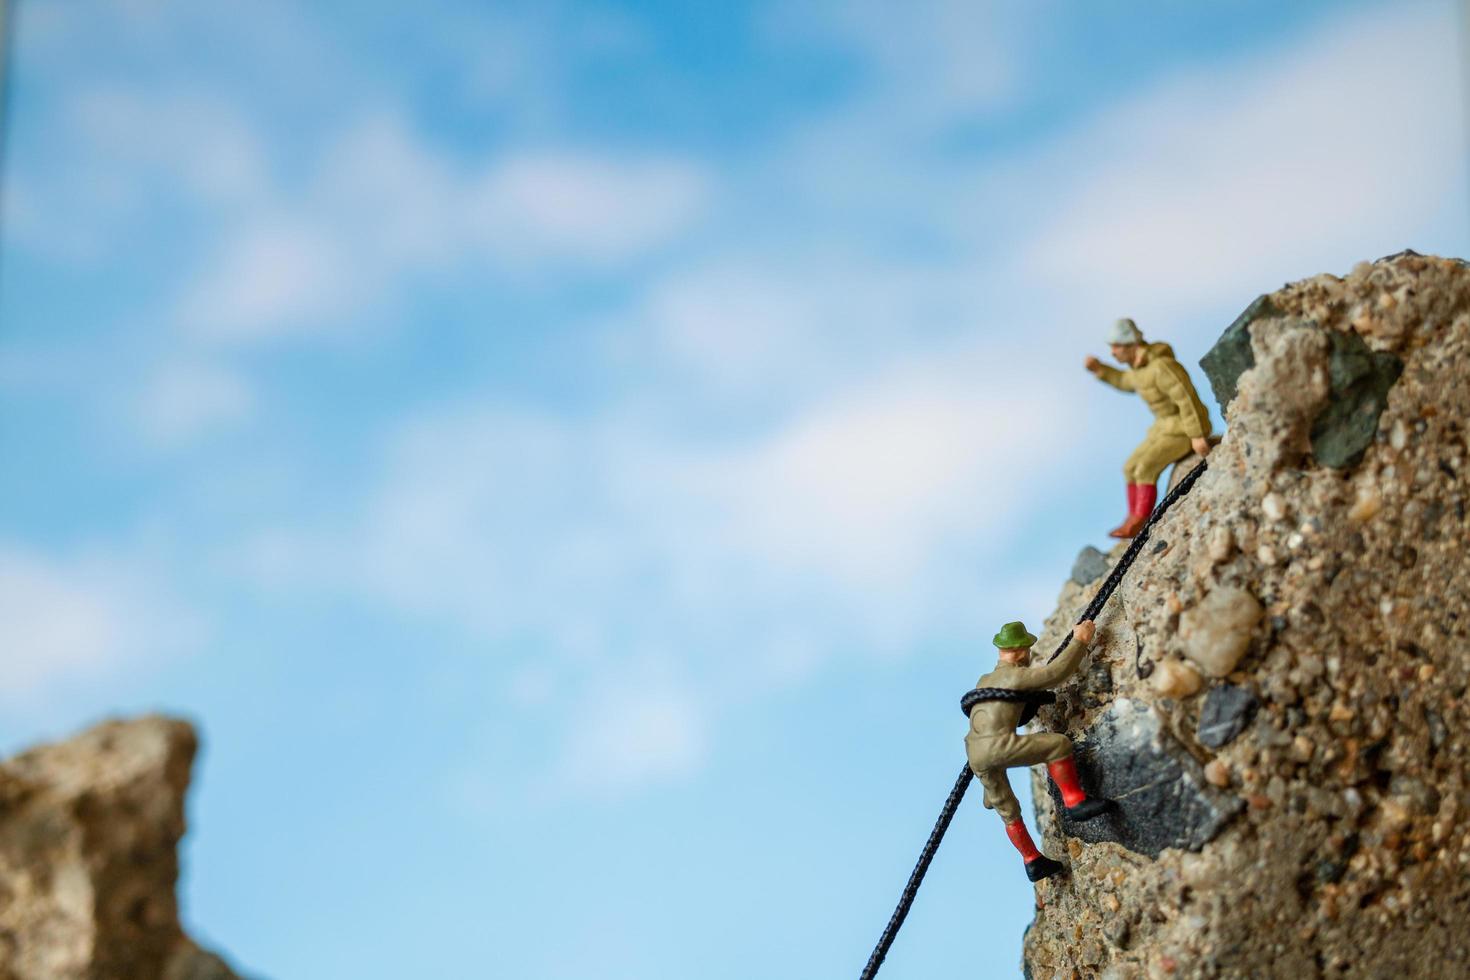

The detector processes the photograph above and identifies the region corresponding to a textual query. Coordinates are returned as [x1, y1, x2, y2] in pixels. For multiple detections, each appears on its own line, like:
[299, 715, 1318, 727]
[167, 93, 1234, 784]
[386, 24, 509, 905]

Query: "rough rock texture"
[1022, 253, 1470, 978]
[0, 717, 246, 980]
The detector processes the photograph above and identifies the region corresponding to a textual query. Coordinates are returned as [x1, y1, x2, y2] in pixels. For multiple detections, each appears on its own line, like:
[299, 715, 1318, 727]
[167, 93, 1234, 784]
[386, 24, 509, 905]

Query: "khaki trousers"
[965, 731, 1073, 823]
[1124, 425, 1194, 484]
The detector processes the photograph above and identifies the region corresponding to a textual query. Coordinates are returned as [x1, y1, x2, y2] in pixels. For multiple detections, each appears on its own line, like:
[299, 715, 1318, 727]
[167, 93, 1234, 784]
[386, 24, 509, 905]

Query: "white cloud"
[136, 357, 257, 448]
[4, 86, 271, 262]
[664, 362, 1066, 588]
[180, 218, 359, 342]
[68, 89, 270, 205]
[177, 112, 710, 343]
[226, 340, 1079, 802]
[1018, 3, 1463, 317]
[0, 548, 201, 703]
[554, 680, 707, 797]
[771, 0, 1023, 128]
[636, 256, 954, 400]
[470, 153, 708, 264]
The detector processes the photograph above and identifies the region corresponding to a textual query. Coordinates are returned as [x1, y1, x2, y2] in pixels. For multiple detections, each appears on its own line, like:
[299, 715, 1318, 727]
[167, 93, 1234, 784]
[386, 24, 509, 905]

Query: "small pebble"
[1180, 586, 1264, 677]
[1152, 658, 1203, 699]
[1390, 419, 1409, 451]
[1349, 488, 1382, 522]
[1262, 492, 1287, 522]
[1207, 525, 1234, 562]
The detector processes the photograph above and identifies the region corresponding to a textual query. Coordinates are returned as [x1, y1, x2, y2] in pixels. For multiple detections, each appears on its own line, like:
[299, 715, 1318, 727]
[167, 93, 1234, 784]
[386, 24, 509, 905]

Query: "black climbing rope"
[1045, 458, 1209, 664]
[858, 460, 1209, 979]
[959, 687, 1056, 727]
[858, 763, 973, 980]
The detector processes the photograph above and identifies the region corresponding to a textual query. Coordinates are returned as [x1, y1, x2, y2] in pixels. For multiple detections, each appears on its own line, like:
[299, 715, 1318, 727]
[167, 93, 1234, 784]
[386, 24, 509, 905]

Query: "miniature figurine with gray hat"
[1084, 318, 1213, 538]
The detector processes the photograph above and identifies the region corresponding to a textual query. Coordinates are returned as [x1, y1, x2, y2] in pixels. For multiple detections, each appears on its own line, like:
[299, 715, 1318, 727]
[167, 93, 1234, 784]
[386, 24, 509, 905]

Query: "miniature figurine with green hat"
[964, 618, 1115, 881]
[1084, 317, 1214, 538]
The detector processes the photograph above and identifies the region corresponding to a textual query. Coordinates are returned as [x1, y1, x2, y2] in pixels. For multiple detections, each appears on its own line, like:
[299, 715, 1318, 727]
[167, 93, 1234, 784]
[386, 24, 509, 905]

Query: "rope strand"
[858, 460, 1208, 978]
[858, 764, 974, 980]
[1047, 459, 1209, 664]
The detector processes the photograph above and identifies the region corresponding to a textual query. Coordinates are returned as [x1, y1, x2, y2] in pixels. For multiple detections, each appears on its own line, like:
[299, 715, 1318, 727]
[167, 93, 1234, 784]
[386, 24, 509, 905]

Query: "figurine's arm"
[1156, 360, 1211, 439]
[1013, 622, 1096, 690]
[1091, 363, 1135, 392]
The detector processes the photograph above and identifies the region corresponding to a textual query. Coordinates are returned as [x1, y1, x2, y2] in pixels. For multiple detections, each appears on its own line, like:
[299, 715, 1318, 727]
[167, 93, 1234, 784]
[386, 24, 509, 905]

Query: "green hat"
[993, 621, 1038, 649]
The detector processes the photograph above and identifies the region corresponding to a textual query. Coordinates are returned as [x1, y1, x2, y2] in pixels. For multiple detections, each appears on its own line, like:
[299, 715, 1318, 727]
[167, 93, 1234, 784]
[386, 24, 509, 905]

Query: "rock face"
[0, 717, 246, 980]
[1022, 253, 1470, 978]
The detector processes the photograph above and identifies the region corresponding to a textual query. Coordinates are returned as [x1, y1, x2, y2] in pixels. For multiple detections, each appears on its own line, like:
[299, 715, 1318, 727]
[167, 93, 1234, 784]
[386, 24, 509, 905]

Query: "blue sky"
[0, 1, 1465, 977]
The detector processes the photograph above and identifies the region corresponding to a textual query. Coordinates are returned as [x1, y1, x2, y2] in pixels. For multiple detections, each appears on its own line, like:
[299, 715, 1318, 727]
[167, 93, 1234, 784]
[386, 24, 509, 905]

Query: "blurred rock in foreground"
[1023, 252, 1470, 978]
[0, 716, 245, 980]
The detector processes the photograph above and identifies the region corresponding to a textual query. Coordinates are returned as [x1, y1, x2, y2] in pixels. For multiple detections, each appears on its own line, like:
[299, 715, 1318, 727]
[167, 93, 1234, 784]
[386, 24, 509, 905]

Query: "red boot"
[1135, 482, 1158, 518]
[1047, 755, 1115, 822]
[1111, 482, 1157, 539]
[1006, 819, 1064, 882]
[1107, 484, 1139, 538]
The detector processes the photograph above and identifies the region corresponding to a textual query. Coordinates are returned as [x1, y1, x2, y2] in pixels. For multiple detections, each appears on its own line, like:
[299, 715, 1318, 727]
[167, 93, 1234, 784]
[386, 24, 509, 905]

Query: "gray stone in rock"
[1046, 699, 1243, 858]
[1070, 545, 1111, 585]
[1196, 684, 1260, 748]
[1310, 329, 1404, 468]
[1200, 294, 1276, 414]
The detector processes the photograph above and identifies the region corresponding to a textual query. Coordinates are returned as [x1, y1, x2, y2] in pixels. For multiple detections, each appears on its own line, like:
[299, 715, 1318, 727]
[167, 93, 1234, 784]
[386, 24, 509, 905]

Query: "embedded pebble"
[1390, 419, 1408, 451]
[1151, 658, 1203, 699]
[1349, 488, 1382, 522]
[1207, 525, 1234, 562]
[1179, 586, 1264, 677]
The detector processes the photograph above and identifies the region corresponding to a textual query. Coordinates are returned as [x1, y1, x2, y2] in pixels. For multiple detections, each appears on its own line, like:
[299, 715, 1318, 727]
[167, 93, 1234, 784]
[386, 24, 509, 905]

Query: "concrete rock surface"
[1022, 253, 1470, 978]
[0, 716, 248, 980]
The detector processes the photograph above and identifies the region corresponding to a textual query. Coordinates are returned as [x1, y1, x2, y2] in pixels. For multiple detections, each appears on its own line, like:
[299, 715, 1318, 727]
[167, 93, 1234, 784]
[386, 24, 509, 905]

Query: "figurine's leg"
[1010, 732, 1117, 824]
[1108, 474, 1140, 539]
[1045, 754, 1114, 823]
[974, 766, 1065, 882]
[1130, 434, 1190, 502]
[1135, 481, 1157, 517]
[1116, 433, 1190, 537]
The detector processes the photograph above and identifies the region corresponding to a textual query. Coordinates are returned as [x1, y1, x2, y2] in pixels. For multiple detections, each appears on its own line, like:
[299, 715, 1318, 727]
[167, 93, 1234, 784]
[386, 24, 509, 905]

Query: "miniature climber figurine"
[1085, 318, 1213, 538]
[964, 620, 1114, 882]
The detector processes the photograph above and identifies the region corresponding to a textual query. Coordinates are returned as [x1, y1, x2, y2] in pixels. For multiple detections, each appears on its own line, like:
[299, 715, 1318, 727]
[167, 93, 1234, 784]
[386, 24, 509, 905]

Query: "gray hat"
[1106, 317, 1143, 345]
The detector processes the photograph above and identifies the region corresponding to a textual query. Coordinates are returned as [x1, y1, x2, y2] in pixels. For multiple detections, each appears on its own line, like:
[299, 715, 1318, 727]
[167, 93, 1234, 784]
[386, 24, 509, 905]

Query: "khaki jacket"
[967, 640, 1090, 738]
[1096, 342, 1212, 440]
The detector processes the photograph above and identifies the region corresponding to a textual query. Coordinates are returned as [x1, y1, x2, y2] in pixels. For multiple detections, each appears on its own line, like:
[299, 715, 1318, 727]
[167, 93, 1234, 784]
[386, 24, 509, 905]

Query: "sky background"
[1, 1, 1466, 977]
